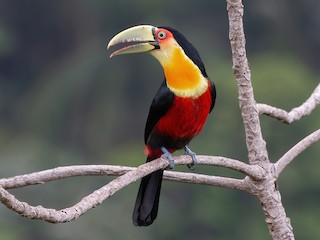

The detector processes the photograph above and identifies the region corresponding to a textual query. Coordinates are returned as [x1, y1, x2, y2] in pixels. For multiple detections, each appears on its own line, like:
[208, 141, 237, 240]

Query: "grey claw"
[184, 146, 197, 170]
[161, 147, 175, 169]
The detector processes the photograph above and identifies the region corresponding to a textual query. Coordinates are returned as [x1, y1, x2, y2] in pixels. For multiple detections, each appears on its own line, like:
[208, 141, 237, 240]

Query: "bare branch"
[0, 155, 264, 190]
[0, 165, 134, 189]
[0, 156, 253, 223]
[0, 159, 168, 223]
[257, 83, 320, 123]
[275, 129, 320, 177]
[164, 171, 249, 191]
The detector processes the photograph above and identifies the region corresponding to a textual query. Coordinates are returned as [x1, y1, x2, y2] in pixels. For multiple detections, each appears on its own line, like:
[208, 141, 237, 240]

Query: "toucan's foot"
[161, 147, 175, 169]
[184, 146, 197, 170]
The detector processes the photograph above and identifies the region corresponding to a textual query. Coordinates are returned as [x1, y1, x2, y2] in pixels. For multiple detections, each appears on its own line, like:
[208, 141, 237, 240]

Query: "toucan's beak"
[107, 25, 159, 58]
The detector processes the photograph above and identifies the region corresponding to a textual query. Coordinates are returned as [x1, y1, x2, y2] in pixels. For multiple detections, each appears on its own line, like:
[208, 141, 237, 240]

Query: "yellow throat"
[151, 40, 208, 98]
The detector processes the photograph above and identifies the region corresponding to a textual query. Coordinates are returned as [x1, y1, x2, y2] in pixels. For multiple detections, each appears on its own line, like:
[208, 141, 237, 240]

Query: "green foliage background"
[0, 1, 319, 239]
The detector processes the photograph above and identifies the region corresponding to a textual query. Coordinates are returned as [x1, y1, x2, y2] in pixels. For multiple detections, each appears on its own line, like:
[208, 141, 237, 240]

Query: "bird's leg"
[184, 146, 197, 170]
[161, 147, 175, 169]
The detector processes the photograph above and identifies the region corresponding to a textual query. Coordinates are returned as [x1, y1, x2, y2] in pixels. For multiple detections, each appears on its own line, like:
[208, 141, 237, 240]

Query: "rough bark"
[226, 0, 268, 166]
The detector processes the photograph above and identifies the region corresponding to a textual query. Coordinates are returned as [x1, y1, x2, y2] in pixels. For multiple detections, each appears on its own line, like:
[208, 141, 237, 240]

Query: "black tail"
[132, 163, 164, 226]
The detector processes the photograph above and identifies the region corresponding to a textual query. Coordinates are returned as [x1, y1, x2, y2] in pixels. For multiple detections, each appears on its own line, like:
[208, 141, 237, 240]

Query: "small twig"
[275, 129, 320, 177]
[257, 83, 320, 123]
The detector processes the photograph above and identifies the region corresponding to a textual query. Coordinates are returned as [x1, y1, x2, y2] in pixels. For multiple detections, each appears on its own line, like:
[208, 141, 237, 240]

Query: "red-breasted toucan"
[107, 25, 216, 226]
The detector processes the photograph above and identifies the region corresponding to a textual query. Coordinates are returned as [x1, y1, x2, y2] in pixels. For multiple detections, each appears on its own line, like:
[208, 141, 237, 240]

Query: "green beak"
[107, 25, 159, 58]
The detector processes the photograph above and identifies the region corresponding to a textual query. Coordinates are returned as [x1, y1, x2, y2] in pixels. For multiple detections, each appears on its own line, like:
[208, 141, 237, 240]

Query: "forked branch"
[0, 155, 261, 223]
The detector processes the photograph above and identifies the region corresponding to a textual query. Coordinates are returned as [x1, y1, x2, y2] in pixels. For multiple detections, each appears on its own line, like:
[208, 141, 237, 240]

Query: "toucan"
[107, 25, 216, 226]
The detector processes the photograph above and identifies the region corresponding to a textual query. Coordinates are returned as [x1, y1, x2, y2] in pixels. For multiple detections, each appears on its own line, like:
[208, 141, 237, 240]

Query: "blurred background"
[0, 0, 319, 239]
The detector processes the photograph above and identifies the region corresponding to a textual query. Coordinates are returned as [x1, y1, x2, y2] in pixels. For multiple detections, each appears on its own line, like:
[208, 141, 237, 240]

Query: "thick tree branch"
[257, 83, 320, 123]
[227, 0, 269, 166]
[275, 129, 320, 177]
[227, 1, 295, 239]
[0, 156, 253, 223]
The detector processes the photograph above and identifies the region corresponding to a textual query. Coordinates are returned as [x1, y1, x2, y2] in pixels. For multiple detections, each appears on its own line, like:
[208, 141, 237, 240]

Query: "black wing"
[144, 81, 174, 144]
[209, 79, 216, 113]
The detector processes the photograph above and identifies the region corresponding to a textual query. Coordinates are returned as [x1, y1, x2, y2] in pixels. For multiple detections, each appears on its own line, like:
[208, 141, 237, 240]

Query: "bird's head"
[107, 25, 207, 77]
[107, 25, 209, 97]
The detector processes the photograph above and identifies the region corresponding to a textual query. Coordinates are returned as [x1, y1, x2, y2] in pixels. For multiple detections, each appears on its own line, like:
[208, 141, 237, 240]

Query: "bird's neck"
[152, 46, 208, 98]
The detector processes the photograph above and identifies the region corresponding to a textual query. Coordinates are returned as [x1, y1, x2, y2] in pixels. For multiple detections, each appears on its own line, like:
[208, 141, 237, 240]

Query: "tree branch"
[0, 165, 134, 189]
[0, 155, 264, 191]
[164, 171, 250, 191]
[0, 158, 168, 223]
[275, 129, 320, 177]
[227, 0, 269, 165]
[0, 156, 254, 223]
[257, 83, 320, 123]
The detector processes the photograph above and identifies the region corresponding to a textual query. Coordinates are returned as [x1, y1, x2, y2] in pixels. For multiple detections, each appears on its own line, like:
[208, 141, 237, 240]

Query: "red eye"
[157, 31, 167, 39]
